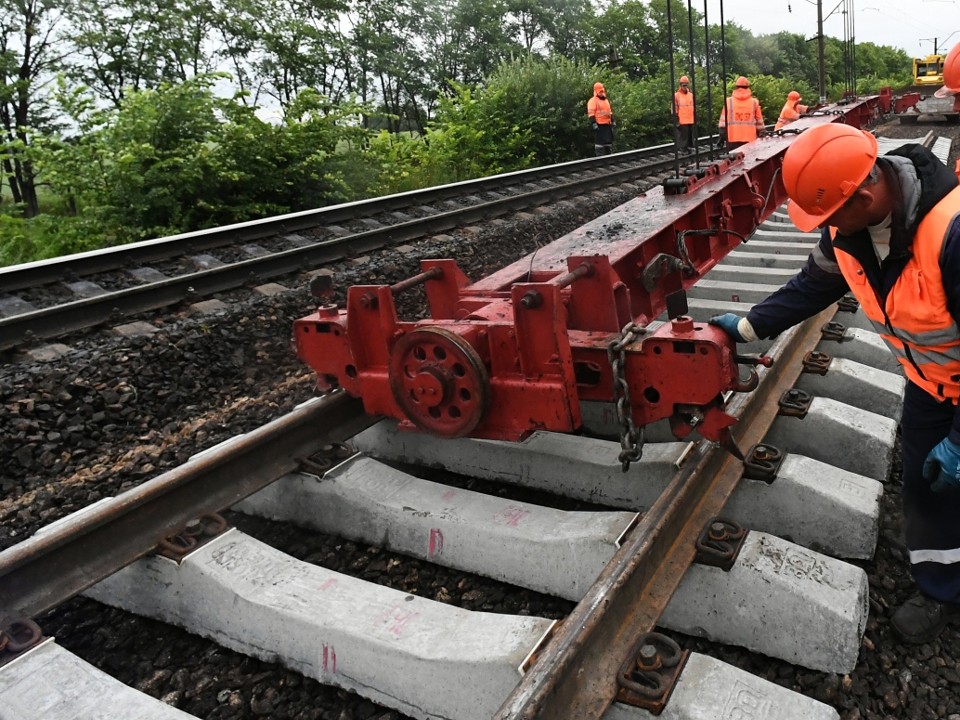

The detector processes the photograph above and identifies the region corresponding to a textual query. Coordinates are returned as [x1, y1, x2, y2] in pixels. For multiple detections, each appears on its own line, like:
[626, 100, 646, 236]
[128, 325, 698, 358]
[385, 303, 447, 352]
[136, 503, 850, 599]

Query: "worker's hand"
[923, 437, 960, 492]
[709, 313, 745, 342]
[718, 128, 727, 144]
[592, 122, 599, 131]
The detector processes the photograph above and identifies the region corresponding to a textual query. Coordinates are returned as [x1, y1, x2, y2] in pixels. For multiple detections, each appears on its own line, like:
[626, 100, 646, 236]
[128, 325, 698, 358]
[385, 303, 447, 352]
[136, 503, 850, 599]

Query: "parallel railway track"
[0, 143, 718, 354]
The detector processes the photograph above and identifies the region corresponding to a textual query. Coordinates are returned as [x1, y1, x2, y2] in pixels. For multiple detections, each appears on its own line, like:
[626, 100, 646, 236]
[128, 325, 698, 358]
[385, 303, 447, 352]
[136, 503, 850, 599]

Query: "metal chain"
[607, 322, 647, 472]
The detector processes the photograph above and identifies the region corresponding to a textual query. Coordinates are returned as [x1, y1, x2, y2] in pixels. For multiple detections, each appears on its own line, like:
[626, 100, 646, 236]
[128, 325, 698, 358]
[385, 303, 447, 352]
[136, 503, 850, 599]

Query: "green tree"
[349, 0, 430, 133]
[0, 0, 69, 217]
[481, 55, 604, 162]
[583, 0, 661, 78]
[38, 77, 369, 241]
[64, 0, 224, 109]
[242, 0, 350, 110]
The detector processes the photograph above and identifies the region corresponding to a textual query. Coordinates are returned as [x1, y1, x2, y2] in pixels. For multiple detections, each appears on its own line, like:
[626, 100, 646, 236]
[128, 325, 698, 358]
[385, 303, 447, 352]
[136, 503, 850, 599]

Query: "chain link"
[607, 322, 647, 472]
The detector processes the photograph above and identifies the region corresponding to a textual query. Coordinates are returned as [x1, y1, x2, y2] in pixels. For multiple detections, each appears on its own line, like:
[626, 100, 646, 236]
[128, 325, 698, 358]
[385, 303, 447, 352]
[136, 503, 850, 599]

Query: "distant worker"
[673, 75, 696, 154]
[717, 76, 765, 151]
[935, 43, 960, 179]
[774, 90, 809, 131]
[587, 82, 614, 156]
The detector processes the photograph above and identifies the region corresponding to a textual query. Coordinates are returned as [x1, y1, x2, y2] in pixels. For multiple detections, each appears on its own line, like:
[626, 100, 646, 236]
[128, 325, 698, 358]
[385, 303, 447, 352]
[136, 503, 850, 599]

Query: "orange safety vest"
[587, 96, 613, 125]
[833, 186, 960, 401]
[673, 90, 694, 125]
[774, 101, 809, 130]
[718, 94, 764, 143]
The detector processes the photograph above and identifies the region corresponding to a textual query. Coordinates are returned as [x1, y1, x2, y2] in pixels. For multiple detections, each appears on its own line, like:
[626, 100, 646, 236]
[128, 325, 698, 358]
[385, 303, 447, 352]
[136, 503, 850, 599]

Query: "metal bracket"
[778, 388, 813, 418]
[801, 350, 832, 375]
[156, 513, 229, 562]
[821, 321, 847, 342]
[641, 253, 689, 292]
[742, 444, 785, 483]
[694, 518, 747, 570]
[616, 632, 690, 714]
[0, 618, 44, 668]
[837, 295, 859, 313]
[298, 442, 357, 478]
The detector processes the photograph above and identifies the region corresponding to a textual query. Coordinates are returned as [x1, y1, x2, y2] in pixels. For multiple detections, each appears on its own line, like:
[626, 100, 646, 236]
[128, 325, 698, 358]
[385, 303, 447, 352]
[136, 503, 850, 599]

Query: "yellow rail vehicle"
[913, 54, 945, 91]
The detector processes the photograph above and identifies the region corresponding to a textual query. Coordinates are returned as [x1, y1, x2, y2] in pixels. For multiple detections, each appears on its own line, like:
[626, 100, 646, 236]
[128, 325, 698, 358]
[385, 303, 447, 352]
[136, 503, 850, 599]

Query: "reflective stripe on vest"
[721, 97, 762, 143]
[674, 91, 694, 125]
[832, 185, 960, 401]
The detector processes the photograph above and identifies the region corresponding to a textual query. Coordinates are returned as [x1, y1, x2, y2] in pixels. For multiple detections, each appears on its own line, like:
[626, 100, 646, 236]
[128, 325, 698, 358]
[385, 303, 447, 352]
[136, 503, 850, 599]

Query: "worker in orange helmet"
[673, 75, 696, 154]
[710, 123, 960, 645]
[774, 90, 809, 131]
[935, 44, 960, 178]
[586, 82, 614, 156]
[717, 76, 765, 151]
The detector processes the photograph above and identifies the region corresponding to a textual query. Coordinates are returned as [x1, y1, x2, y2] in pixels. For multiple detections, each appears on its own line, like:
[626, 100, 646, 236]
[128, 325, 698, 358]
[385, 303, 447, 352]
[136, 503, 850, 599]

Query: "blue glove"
[923, 436, 960, 492]
[709, 313, 745, 342]
[592, 122, 599, 131]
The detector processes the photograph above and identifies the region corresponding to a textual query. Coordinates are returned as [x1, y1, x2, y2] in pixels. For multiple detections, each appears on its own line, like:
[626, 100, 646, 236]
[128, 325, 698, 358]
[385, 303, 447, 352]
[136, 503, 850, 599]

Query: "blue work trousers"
[902, 381, 960, 601]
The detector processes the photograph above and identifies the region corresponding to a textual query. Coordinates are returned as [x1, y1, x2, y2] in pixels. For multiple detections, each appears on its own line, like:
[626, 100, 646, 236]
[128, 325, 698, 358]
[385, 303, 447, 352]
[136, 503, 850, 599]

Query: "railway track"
[0, 205, 904, 720]
[0, 142, 714, 355]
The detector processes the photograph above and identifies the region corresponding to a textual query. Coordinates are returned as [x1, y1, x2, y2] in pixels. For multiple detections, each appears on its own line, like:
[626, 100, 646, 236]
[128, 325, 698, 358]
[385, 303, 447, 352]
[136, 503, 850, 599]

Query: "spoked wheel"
[388, 327, 490, 437]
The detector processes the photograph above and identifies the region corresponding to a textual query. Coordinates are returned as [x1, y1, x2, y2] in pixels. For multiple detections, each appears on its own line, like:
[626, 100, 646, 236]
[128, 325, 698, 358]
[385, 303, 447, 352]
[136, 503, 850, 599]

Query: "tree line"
[0, 0, 911, 265]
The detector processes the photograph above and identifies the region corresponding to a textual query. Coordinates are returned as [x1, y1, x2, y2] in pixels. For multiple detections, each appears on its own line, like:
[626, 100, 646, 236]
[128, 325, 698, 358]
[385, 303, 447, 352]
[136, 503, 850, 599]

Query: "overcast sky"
[713, 0, 960, 57]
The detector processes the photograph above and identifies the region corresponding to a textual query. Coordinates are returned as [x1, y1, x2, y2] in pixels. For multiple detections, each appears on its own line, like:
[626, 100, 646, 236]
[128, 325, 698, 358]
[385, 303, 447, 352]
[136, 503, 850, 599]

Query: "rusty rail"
[494, 305, 838, 720]
[0, 392, 374, 624]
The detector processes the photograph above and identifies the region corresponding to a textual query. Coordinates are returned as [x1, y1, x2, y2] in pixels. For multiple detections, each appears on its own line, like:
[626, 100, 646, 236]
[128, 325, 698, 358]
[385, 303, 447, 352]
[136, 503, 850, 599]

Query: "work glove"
[709, 313, 745, 342]
[717, 127, 727, 145]
[923, 436, 960, 492]
[592, 122, 599, 131]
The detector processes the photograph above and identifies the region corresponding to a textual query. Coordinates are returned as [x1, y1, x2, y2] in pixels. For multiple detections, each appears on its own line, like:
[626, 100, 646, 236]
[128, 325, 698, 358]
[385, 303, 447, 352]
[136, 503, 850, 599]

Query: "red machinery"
[295, 102, 882, 466]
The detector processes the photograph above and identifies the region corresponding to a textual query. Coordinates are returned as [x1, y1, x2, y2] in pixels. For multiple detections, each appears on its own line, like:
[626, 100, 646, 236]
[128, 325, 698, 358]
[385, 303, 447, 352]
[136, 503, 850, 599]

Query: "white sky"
[713, 0, 960, 57]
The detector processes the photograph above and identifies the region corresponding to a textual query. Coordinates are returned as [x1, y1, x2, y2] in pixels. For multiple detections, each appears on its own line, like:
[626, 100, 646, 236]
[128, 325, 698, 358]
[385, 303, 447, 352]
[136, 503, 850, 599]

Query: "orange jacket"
[833, 186, 960, 401]
[774, 100, 809, 130]
[718, 88, 764, 143]
[673, 89, 694, 125]
[587, 94, 613, 125]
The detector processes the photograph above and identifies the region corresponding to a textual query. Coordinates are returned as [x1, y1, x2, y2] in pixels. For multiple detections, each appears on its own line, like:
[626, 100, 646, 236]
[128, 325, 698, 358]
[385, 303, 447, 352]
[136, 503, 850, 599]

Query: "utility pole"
[817, 0, 826, 103]
[920, 38, 940, 54]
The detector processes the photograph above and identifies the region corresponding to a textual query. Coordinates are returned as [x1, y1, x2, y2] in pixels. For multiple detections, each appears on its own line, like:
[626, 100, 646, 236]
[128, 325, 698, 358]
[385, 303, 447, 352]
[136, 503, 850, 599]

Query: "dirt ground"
[873, 112, 960, 165]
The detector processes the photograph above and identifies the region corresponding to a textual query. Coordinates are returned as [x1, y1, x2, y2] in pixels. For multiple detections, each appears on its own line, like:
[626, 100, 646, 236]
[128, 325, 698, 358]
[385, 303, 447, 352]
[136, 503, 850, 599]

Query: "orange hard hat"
[788, 90, 801, 101]
[679, 75, 690, 84]
[936, 44, 960, 98]
[594, 82, 605, 92]
[783, 124, 879, 232]
[735, 76, 750, 88]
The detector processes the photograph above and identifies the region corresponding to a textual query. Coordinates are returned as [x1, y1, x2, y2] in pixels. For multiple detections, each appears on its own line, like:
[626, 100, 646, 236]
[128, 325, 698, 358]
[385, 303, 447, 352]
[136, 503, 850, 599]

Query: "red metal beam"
[295, 98, 883, 448]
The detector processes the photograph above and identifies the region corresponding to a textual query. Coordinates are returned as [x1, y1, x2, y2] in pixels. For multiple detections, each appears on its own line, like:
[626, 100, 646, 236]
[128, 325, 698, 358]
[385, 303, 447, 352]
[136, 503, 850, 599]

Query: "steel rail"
[0, 144, 683, 294]
[0, 149, 687, 352]
[0, 392, 374, 625]
[494, 304, 839, 720]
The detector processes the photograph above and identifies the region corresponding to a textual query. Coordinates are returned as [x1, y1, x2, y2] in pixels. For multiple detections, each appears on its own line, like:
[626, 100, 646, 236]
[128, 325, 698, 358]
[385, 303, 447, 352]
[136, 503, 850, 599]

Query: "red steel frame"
[295, 99, 883, 450]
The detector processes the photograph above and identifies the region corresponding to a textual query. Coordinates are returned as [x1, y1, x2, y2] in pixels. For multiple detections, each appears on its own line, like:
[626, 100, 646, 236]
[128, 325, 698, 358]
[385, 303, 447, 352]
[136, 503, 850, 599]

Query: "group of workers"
[585, 44, 960, 647]
[587, 74, 810, 156]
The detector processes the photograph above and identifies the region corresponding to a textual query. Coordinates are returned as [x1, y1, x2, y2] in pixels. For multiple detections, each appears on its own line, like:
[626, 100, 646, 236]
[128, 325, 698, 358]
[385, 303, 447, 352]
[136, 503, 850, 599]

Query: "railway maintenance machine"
[294, 99, 883, 470]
